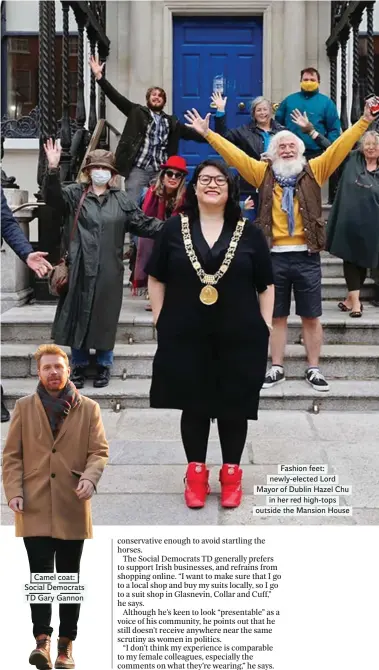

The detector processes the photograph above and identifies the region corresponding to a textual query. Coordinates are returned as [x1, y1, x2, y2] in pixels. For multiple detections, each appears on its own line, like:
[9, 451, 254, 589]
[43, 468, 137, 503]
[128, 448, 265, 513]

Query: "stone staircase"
[1, 252, 379, 412]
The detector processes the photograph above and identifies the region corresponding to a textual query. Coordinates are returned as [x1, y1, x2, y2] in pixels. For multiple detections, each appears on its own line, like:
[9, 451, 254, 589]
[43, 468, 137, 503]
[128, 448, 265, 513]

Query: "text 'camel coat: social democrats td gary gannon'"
[2, 393, 109, 540]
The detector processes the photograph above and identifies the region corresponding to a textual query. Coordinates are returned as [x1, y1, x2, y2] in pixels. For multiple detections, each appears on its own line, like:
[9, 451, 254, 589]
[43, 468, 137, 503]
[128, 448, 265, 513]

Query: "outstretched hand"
[290, 109, 314, 133]
[26, 252, 53, 278]
[89, 54, 105, 81]
[43, 138, 61, 169]
[363, 97, 378, 123]
[184, 109, 211, 137]
[211, 91, 227, 111]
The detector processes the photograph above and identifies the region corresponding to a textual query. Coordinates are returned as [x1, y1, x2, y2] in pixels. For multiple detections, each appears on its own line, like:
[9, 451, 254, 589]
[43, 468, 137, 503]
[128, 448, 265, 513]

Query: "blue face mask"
[91, 169, 112, 186]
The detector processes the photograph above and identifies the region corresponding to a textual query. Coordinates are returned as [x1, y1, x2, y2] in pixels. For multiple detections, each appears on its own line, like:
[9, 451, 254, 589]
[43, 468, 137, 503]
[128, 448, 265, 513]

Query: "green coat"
[43, 171, 162, 350]
[326, 151, 379, 268]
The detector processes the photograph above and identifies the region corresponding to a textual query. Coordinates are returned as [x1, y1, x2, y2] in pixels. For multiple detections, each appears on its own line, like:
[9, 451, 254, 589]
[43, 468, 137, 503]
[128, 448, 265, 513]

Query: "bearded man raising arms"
[184, 102, 375, 392]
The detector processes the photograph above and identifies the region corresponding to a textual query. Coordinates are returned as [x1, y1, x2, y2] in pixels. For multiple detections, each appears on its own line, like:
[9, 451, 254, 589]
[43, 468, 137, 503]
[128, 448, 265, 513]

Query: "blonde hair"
[34, 344, 69, 368]
[153, 170, 186, 210]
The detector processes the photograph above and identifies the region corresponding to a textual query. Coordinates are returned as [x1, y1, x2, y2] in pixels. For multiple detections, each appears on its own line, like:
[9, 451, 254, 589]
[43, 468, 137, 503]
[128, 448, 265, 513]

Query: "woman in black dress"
[147, 160, 274, 510]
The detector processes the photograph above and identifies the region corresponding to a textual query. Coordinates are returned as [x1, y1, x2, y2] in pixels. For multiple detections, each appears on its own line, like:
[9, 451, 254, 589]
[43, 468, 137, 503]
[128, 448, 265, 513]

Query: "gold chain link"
[180, 214, 245, 286]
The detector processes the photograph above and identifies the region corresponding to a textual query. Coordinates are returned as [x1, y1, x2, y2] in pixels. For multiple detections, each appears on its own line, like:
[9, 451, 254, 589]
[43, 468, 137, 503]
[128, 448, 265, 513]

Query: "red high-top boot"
[184, 462, 210, 508]
[219, 464, 243, 508]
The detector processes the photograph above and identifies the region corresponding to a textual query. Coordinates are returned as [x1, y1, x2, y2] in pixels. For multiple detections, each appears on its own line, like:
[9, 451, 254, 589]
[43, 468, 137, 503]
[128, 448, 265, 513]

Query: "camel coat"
[2, 393, 109, 540]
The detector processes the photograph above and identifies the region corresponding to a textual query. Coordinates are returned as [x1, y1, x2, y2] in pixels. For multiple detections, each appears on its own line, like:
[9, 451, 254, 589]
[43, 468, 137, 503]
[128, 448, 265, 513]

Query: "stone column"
[1, 189, 34, 313]
[283, 1, 306, 96]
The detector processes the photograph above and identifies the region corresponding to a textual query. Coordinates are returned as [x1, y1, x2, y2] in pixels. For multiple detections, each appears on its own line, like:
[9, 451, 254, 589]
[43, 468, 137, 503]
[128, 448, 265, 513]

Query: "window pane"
[5, 34, 78, 120]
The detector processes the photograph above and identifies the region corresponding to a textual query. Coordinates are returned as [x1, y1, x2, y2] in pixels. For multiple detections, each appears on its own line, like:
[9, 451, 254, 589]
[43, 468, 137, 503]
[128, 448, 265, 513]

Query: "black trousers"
[24, 537, 84, 640]
[343, 261, 367, 292]
[181, 411, 248, 465]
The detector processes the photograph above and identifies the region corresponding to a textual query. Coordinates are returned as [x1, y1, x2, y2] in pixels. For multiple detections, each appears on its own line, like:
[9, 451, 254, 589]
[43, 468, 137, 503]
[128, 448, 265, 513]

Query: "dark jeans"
[180, 411, 248, 464]
[71, 348, 113, 368]
[24, 537, 84, 640]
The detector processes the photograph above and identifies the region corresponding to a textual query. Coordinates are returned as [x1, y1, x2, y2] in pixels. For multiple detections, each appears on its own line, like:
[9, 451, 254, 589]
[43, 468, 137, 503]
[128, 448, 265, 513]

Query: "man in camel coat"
[2, 344, 109, 670]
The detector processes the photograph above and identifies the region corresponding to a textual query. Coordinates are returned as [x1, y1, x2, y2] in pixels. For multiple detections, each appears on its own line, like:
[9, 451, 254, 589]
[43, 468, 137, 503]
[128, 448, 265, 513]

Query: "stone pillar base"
[0, 287, 33, 314]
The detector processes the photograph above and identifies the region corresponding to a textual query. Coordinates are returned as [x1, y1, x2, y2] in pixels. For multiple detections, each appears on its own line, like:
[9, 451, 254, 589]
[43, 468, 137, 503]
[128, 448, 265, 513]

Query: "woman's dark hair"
[183, 159, 242, 226]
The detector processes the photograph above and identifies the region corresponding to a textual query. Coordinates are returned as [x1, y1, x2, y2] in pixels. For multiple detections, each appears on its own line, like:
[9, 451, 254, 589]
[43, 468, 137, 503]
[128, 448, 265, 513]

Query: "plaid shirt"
[135, 110, 170, 171]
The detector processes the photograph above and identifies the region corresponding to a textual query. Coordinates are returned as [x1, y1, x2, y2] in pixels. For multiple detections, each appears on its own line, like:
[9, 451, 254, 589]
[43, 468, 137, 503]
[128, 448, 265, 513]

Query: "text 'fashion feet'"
[184, 462, 210, 508]
[305, 368, 330, 392]
[29, 634, 53, 669]
[70, 366, 86, 389]
[93, 365, 111, 388]
[219, 464, 243, 508]
[54, 637, 75, 669]
[262, 366, 285, 389]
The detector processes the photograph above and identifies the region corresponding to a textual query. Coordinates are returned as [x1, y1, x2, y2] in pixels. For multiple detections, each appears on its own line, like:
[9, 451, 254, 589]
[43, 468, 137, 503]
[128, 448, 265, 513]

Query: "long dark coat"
[326, 151, 379, 268]
[43, 171, 162, 350]
[147, 215, 273, 420]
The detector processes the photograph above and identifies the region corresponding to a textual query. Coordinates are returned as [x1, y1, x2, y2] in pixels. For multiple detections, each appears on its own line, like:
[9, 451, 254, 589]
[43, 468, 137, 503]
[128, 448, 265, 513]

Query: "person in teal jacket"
[275, 67, 341, 158]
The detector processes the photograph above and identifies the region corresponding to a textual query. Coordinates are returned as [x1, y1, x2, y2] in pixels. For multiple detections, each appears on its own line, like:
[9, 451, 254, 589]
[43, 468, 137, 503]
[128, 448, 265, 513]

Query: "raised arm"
[291, 109, 331, 151]
[309, 106, 373, 185]
[184, 108, 267, 188]
[90, 55, 134, 116]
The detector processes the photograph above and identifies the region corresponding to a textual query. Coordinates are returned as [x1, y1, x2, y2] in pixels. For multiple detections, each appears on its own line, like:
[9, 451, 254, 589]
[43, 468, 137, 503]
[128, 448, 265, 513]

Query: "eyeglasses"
[198, 174, 228, 186]
[165, 169, 183, 180]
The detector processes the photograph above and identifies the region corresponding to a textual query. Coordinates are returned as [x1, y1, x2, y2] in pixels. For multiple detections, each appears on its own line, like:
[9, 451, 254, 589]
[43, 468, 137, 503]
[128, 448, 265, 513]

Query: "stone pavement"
[2, 409, 378, 527]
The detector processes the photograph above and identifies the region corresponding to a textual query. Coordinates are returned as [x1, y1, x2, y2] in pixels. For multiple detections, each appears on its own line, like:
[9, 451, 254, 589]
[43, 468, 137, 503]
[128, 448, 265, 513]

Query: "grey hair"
[250, 96, 273, 118]
[358, 130, 379, 152]
[265, 130, 306, 162]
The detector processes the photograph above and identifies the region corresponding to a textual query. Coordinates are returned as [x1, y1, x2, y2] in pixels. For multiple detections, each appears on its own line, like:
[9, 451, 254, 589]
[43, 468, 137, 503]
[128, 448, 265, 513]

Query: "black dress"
[146, 214, 273, 420]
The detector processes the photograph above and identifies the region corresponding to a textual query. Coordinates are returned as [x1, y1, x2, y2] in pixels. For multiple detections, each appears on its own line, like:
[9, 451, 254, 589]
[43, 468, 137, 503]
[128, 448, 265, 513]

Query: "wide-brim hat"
[160, 155, 188, 174]
[84, 149, 118, 173]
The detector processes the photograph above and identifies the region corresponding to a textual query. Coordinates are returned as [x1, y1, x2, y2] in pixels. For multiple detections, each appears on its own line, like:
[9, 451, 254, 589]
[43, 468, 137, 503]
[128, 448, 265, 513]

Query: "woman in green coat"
[326, 130, 379, 317]
[43, 140, 162, 388]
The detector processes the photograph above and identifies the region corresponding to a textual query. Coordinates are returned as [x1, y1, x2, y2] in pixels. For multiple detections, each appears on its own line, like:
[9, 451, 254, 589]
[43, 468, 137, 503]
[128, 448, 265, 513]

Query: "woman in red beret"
[133, 156, 188, 308]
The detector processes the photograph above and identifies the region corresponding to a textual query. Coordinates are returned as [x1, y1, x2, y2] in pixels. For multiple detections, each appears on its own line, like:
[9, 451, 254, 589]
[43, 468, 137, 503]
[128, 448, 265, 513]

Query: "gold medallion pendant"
[200, 285, 218, 305]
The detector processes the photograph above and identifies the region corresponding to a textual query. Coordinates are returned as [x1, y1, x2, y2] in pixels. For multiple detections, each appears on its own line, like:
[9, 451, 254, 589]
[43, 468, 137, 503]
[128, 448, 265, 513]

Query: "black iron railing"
[1, 1, 110, 187]
[326, 1, 377, 201]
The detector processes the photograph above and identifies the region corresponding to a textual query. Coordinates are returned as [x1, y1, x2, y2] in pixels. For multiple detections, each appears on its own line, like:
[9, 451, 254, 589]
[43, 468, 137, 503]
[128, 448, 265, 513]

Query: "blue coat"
[275, 90, 341, 153]
[1, 187, 33, 261]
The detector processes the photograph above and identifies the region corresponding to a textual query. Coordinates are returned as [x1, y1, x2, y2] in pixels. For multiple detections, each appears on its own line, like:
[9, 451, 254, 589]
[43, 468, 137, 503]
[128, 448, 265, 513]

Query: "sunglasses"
[165, 169, 184, 180]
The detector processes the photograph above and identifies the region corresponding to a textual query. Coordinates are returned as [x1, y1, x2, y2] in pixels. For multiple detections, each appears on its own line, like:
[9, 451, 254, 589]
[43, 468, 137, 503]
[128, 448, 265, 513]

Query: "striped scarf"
[37, 380, 81, 437]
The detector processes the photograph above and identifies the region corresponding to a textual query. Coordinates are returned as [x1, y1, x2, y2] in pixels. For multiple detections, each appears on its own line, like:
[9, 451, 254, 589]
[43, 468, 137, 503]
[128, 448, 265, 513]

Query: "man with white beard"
[184, 101, 376, 391]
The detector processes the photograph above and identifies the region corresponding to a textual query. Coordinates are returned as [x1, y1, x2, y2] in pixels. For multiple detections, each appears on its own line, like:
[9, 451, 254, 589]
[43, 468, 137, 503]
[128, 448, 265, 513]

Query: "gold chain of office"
[180, 213, 246, 305]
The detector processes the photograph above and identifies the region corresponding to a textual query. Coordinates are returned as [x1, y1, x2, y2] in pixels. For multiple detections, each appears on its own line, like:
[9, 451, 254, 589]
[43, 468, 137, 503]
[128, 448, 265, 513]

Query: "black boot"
[1, 386, 10, 423]
[70, 366, 87, 389]
[93, 365, 111, 388]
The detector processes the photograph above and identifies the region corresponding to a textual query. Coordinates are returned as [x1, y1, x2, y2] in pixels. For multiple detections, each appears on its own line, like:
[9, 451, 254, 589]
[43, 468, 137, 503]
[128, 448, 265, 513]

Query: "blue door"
[173, 16, 263, 178]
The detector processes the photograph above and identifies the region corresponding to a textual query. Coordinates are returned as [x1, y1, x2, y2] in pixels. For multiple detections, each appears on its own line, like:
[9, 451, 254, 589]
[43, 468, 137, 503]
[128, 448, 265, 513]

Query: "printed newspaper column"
[114, 533, 282, 670]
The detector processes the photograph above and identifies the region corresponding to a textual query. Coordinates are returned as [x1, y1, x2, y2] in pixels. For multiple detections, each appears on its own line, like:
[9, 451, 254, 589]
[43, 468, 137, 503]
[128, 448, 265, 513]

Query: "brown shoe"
[29, 634, 53, 669]
[54, 638, 75, 669]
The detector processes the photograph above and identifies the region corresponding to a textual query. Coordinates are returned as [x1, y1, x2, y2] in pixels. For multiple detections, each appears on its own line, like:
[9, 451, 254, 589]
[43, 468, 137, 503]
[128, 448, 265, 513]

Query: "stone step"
[320, 256, 343, 278]
[2, 342, 379, 381]
[122, 276, 375, 299]
[2, 300, 379, 345]
[3, 377, 379, 412]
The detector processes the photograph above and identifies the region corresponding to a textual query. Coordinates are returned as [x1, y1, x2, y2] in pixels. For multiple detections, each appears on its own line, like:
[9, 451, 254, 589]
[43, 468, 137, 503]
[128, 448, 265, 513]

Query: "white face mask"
[91, 169, 112, 186]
